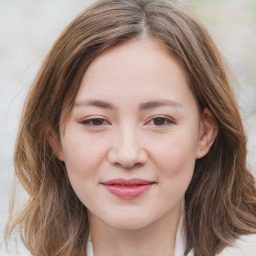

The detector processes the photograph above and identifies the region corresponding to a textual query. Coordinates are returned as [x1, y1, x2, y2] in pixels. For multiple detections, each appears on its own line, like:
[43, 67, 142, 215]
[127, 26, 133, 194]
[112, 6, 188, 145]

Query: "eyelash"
[80, 117, 110, 126]
[80, 116, 176, 127]
[146, 116, 176, 126]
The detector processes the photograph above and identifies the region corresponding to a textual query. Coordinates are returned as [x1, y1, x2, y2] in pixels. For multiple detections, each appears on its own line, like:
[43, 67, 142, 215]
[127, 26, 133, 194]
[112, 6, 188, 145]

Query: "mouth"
[101, 178, 155, 199]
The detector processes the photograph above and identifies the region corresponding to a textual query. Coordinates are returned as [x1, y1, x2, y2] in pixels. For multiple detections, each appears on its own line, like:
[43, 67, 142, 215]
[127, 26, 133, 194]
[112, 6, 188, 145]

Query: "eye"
[80, 117, 110, 126]
[147, 116, 175, 126]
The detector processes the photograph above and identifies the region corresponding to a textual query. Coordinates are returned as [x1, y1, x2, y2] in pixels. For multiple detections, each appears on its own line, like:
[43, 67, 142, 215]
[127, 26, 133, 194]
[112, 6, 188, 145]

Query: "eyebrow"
[74, 99, 183, 110]
[139, 100, 183, 110]
[74, 99, 115, 109]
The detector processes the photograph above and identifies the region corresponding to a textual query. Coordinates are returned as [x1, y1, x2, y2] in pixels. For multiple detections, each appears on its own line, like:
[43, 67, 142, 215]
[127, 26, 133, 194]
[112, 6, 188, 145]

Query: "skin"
[55, 37, 217, 256]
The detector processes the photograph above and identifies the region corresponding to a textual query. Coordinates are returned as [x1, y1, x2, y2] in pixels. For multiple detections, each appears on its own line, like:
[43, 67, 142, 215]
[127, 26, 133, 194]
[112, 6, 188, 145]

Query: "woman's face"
[57, 38, 212, 231]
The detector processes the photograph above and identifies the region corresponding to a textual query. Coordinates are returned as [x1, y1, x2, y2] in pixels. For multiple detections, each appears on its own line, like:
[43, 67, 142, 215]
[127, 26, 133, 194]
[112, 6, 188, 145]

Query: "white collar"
[174, 211, 189, 256]
[86, 234, 94, 256]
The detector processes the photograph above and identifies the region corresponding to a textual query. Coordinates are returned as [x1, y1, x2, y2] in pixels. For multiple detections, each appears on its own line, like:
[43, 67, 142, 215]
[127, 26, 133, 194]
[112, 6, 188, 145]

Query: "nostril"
[113, 162, 144, 169]
[113, 162, 131, 169]
[107, 143, 148, 168]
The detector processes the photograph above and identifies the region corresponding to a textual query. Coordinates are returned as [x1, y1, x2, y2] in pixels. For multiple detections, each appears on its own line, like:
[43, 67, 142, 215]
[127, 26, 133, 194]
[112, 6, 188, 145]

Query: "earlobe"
[196, 108, 218, 159]
[46, 126, 65, 161]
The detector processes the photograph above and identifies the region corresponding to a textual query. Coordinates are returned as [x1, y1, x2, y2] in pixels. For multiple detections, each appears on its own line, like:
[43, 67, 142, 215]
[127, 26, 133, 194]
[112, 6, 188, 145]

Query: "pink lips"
[101, 178, 155, 199]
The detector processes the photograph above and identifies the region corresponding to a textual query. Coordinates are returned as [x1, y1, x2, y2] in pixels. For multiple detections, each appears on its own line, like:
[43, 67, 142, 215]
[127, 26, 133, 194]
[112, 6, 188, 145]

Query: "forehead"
[72, 37, 198, 114]
[80, 38, 183, 89]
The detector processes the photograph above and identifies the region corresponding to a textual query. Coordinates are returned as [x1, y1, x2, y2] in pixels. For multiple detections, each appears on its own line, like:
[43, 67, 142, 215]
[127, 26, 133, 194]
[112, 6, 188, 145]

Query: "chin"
[103, 212, 154, 231]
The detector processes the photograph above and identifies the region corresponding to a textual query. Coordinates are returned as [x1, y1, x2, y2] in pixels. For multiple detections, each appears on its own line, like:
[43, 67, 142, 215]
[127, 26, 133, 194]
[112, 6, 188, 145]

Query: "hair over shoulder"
[5, 0, 256, 255]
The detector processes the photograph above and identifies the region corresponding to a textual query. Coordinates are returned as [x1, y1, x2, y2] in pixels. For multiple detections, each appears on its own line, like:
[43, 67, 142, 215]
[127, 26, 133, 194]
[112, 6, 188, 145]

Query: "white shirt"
[86, 213, 256, 256]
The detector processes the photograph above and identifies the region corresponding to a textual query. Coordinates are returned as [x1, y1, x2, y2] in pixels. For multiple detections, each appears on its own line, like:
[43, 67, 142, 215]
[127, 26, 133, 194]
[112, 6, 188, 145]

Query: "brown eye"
[152, 117, 172, 125]
[91, 118, 105, 125]
[81, 118, 109, 126]
[146, 116, 175, 127]
[153, 117, 166, 125]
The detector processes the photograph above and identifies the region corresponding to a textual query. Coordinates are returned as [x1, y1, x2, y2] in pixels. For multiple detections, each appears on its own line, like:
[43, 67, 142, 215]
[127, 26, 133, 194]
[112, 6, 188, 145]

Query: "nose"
[107, 126, 148, 169]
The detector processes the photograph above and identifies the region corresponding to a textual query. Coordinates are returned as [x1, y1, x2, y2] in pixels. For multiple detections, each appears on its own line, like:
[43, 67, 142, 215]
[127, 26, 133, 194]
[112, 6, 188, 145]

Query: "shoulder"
[217, 234, 256, 256]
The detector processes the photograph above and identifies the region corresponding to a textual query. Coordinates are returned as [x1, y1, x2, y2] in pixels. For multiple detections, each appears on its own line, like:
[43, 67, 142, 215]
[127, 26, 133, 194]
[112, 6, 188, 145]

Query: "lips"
[101, 178, 155, 199]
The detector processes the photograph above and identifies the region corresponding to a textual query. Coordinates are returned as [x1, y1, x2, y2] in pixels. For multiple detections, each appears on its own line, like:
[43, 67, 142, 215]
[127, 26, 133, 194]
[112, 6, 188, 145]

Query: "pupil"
[93, 119, 104, 125]
[154, 117, 165, 125]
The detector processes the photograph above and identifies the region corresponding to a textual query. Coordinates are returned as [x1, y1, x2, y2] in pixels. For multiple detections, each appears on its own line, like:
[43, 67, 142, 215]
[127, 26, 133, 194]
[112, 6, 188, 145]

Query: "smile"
[101, 178, 155, 199]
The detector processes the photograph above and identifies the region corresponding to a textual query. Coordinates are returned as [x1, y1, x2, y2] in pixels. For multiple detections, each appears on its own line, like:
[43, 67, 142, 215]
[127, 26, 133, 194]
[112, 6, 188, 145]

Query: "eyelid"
[145, 115, 177, 126]
[79, 116, 111, 126]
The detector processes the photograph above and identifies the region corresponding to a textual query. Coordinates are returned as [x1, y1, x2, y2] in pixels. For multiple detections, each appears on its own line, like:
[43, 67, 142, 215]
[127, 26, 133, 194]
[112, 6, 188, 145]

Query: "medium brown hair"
[5, 0, 256, 255]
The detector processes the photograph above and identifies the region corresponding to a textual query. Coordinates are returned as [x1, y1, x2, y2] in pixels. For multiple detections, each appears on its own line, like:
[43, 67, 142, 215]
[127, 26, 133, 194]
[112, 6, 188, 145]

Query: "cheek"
[61, 130, 107, 183]
[154, 133, 198, 172]
[61, 135, 106, 206]
[151, 129, 198, 192]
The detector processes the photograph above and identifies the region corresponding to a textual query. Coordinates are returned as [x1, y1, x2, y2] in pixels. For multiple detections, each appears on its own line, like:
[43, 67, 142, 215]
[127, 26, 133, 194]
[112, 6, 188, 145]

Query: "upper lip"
[101, 178, 155, 186]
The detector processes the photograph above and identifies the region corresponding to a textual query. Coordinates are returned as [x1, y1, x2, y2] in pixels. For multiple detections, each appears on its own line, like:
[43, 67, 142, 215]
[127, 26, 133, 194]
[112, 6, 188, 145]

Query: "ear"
[46, 126, 65, 161]
[196, 108, 218, 159]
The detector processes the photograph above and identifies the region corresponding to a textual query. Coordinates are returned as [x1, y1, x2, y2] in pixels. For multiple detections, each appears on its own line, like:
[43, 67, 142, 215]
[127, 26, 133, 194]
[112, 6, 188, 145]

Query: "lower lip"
[103, 184, 154, 199]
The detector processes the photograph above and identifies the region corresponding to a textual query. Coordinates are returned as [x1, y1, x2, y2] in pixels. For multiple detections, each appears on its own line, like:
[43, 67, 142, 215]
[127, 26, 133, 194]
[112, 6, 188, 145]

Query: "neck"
[88, 203, 182, 256]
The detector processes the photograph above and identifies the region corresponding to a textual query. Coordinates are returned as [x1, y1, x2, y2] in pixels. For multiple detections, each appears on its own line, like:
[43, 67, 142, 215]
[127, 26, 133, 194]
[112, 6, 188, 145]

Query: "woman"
[5, 0, 256, 255]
